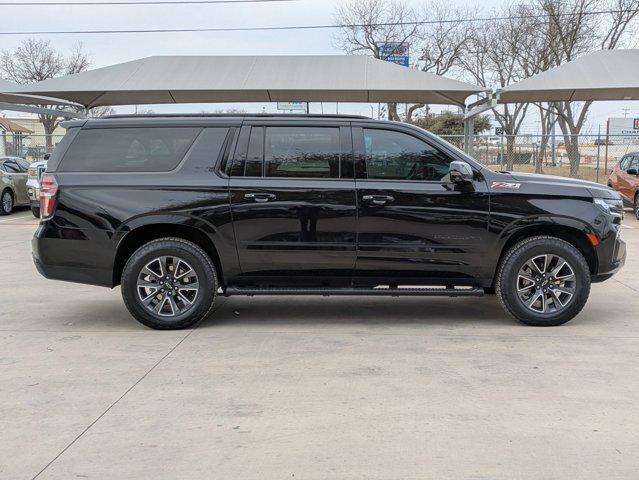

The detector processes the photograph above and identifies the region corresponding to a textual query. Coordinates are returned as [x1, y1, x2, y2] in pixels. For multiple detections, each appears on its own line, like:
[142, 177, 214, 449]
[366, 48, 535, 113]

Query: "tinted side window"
[363, 129, 452, 181]
[60, 127, 200, 172]
[2, 161, 20, 173]
[245, 127, 264, 177]
[629, 156, 639, 170]
[620, 156, 630, 170]
[15, 158, 30, 171]
[264, 127, 340, 179]
[181, 128, 229, 174]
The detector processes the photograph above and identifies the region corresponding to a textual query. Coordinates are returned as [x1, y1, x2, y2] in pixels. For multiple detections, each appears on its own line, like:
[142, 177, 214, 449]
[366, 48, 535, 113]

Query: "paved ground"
[1, 208, 638, 480]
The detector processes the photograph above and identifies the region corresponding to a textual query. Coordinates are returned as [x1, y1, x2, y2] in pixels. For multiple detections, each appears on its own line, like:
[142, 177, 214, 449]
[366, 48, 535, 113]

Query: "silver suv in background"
[26, 154, 49, 217]
[0, 156, 30, 215]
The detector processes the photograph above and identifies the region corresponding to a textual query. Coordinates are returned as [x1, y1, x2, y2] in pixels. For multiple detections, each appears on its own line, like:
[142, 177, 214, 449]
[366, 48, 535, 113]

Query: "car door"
[617, 155, 636, 202]
[3, 160, 29, 204]
[626, 156, 639, 200]
[228, 120, 357, 286]
[352, 124, 491, 286]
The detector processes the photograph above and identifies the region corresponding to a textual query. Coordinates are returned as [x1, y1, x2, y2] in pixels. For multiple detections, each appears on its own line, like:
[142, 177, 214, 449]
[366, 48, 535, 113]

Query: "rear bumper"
[32, 222, 115, 288]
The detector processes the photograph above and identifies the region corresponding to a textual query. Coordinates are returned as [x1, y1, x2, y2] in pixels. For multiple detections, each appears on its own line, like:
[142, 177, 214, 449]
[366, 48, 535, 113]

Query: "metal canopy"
[4, 55, 485, 108]
[0, 78, 82, 106]
[499, 49, 639, 103]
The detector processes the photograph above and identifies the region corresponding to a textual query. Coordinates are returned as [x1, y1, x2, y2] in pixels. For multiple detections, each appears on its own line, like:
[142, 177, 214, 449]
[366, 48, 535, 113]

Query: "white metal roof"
[4, 55, 485, 108]
[499, 49, 639, 103]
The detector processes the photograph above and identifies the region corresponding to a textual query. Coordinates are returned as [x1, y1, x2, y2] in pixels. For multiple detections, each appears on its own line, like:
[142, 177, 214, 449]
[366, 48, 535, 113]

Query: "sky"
[1, 0, 637, 134]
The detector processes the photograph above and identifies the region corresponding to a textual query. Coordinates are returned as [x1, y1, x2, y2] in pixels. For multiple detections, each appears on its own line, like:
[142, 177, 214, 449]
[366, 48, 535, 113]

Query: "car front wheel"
[121, 238, 218, 329]
[496, 236, 591, 326]
[634, 193, 639, 220]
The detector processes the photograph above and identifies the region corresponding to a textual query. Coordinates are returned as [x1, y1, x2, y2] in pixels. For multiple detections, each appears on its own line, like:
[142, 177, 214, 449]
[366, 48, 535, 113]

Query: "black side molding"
[223, 286, 484, 297]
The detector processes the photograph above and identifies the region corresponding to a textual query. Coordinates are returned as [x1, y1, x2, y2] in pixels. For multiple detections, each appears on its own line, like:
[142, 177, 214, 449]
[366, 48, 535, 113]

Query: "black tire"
[121, 238, 218, 330]
[634, 193, 639, 220]
[1, 189, 13, 216]
[495, 236, 591, 326]
[31, 206, 40, 218]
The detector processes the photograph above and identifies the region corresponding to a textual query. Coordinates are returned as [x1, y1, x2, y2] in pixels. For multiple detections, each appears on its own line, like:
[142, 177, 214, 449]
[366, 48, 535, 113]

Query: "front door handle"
[245, 192, 276, 203]
[362, 194, 394, 205]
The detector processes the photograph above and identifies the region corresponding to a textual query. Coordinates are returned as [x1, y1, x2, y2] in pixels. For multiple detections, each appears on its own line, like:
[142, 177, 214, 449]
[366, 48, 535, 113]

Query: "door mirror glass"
[449, 161, 474, 183]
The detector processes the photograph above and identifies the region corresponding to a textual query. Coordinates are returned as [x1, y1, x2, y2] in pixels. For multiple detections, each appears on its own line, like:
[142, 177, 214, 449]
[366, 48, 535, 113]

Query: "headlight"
[593, 197, 623, 217]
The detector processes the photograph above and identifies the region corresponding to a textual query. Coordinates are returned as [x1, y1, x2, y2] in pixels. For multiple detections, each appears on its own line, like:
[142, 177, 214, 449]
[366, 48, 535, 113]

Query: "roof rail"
[101, 113, 371, 120]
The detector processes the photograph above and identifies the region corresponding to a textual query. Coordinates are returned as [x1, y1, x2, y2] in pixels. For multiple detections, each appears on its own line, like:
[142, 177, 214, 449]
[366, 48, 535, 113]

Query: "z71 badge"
[491, 181, 521, 190]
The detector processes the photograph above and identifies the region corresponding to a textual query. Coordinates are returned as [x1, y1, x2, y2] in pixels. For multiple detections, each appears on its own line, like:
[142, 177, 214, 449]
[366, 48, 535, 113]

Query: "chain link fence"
[442, 133, 639, 185]
[0, 132, 65, 161]
[2, 131, 638, 185]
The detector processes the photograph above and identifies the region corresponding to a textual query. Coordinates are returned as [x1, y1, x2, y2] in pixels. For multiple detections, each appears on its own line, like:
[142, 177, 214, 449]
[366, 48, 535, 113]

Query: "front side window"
[627, 156, 639, 171]
[362, 128, 452, 182]
[620, 156, 631, 170]
[264, 127, 341, 179]
[60, 127, 200, 172]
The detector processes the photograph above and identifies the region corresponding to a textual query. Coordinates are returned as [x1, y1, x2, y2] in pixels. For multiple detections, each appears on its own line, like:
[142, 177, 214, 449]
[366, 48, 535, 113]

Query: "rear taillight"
[39, 174, 58, 219]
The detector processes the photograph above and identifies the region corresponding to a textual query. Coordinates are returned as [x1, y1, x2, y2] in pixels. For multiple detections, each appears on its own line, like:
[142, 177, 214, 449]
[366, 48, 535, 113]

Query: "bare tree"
[87, 106, 116, 118]
[539, 0, 639, 176]
[1, 39, 90, 150]
[407, 2, 475, 122]
[461, 6, 532, 170]
[333, 0, 420, 120]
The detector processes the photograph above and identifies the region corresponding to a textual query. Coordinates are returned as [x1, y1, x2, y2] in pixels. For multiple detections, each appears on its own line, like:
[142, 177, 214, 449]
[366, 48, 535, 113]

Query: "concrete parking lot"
[1, 208, 638, 480]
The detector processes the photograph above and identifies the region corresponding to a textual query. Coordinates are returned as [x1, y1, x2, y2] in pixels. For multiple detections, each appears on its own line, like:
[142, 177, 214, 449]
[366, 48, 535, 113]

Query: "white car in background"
[26, 154, 49, 217]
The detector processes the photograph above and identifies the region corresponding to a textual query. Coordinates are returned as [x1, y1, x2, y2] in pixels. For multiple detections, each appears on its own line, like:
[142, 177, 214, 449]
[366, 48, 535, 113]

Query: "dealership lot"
[1, 209, 638, 479]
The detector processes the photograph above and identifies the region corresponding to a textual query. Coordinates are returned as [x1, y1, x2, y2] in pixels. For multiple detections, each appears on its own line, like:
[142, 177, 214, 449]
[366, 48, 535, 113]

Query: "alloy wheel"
[136, 256, 199, 317]
[2, 191, 12, 213]
[516, 254, 576, 314]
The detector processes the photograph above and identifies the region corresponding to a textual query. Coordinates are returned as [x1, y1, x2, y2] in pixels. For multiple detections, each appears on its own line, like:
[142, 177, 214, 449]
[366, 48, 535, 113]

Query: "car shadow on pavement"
[201, 296, 514, 329]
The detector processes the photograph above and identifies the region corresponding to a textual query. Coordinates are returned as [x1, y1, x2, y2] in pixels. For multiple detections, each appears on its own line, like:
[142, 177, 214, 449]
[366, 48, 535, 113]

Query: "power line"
[0, 9, 632, 35]
[0, 0, 295, 4]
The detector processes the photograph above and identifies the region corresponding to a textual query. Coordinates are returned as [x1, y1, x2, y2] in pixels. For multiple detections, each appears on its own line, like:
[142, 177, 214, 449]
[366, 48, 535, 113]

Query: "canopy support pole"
[463, 94, 498, 156]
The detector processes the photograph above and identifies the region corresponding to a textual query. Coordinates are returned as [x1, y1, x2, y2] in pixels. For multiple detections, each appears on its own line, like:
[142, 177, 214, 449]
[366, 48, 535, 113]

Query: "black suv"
[33, 114, 626, 329]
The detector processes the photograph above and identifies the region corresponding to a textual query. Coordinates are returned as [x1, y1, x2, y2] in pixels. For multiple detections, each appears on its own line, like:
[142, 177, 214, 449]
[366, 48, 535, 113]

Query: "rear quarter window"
[59, 127, 200, 172]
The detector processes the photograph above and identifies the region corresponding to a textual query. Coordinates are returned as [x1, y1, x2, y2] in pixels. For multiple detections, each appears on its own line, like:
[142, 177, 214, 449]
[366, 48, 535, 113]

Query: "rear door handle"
[244, 192, 276, 203]
[362, 194, 394, 205]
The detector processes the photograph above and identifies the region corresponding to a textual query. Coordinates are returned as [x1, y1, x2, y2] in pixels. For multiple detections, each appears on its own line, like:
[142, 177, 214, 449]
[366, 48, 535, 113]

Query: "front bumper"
[591, 229, 626, 283]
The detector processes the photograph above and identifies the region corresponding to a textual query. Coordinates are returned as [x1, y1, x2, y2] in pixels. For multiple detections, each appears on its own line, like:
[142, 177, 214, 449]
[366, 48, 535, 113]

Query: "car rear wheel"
[121, 238, 218, 329]
[1, 190, 13, 216]
[496, 236, 591, 326]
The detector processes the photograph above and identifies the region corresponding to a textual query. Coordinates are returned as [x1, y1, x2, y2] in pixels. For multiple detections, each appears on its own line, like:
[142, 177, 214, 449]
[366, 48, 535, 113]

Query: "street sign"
[379, 43, 409, 67]
[277, 101, 308, 112]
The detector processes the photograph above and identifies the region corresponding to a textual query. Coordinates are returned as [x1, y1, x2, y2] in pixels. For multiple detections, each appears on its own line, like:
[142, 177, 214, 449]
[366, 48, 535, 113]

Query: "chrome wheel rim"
[136, 256, 199, 317]
[517, 254, 576, 314]
[2, 192, 12, 212]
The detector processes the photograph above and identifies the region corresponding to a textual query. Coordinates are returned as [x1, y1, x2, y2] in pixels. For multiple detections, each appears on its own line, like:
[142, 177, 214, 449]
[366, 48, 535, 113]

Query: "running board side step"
[223, 286, 484, 297]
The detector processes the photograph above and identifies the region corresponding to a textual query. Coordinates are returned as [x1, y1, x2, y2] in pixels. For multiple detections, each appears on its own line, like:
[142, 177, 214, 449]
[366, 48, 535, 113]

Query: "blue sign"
[379, 42, 409, 67]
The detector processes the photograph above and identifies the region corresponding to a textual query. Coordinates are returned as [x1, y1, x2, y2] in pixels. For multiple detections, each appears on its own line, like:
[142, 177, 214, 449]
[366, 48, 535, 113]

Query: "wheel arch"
[494, 219, 598, 280]
[112, 218, 225, 287]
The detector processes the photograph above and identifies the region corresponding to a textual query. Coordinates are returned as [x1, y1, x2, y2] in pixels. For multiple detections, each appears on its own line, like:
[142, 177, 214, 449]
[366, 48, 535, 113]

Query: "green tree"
[411, 111, 491, 136]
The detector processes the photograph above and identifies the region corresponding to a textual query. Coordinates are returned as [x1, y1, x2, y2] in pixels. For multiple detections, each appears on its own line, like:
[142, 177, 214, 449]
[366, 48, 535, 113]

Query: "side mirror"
[449, 161, 474, 184]
[627, 168, 638, 175]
